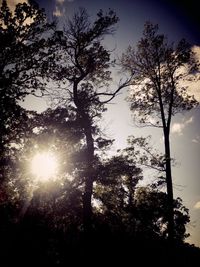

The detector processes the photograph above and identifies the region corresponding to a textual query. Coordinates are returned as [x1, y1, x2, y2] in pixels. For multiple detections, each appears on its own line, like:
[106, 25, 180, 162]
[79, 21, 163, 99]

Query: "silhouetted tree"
[47, 8, 132, 236]
[0, 3, 56, 241]
[0, 2, 55, 251]
[1, 2, 199, 263]
[9, 106, 84, 208]
[0, 0, 54, 166]
[94, 154, 142, 233]
[0, 103, 197, 265]
[0, 105, 87, 265]
[134, 187, 190, 241]
[121, 22, 199, 242]
[93, 148, 189, 243]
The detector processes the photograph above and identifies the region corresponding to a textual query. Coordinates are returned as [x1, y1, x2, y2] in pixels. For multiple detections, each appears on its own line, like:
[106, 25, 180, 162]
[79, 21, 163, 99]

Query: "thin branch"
[131, 120, 163, 128]
[137, 162, 165, 172]
[98, 76, 133, 104]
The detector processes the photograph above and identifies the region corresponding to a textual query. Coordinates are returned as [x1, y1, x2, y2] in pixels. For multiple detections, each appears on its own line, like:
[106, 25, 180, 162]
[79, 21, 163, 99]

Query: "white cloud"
[53, 0, 70, 17]
[56, 0, 74, 3]
[185, 117, 193, 124]
[193, 45, 200, 60]
[171, 116, 193, 135]
[53, 5, 62, 17]
[1, 1, 34, 25]
[192, 135, 200, 144]
[177, 46, 200, 103]
[1, 0, 28, 12]
[194, 201, 200, 209]
[171, 123, 183, 135]
[56, 0, 65, 3]
[184, 46, 200, 102]
[55, 0, 74, 3]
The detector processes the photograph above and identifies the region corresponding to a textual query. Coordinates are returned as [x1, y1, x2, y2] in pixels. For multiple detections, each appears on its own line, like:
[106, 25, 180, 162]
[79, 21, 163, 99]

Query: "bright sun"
[31, 152, 58, 182]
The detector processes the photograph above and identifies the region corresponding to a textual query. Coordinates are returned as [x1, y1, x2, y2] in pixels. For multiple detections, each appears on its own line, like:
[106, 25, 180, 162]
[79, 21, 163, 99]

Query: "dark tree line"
[0, 1, 199, 266]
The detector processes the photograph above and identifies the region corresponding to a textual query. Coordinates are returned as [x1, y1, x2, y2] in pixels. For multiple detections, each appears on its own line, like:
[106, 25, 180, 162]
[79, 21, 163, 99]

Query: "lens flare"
[31, 152, 58, 181]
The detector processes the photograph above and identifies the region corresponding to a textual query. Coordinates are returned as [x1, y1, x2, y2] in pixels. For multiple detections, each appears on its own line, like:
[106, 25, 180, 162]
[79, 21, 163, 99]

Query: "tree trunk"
[73, 82, 94, 237]
[83, 177, 93, 236]
[164, 130, 174, 243]
[82, 117, 94, 238]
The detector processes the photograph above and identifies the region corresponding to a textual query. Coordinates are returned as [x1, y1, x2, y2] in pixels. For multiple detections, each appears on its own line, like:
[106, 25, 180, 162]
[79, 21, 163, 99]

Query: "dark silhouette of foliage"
[0, 3, 199, 265]
[0, 0, 54, 187]
[1, 101, 196, 265]
[43, 7, 132, 236]
[134, 187, 190, 241]
[121, 22, 199, 242]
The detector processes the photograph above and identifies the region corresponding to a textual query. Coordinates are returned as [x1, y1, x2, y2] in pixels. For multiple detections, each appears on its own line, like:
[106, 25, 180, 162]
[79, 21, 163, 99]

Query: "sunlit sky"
[5, 0, 200, 247]
[31, 152, 58, 181]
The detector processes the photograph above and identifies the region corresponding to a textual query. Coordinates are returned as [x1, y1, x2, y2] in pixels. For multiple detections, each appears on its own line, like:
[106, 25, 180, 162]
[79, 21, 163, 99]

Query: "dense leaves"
[0, 0, 54, 163]
[0, 3, 199, 266]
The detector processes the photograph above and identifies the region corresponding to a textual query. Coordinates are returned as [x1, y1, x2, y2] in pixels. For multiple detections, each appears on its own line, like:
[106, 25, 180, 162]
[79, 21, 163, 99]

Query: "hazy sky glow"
[0, 0, 28, 11]
[5, 0, 200, 247]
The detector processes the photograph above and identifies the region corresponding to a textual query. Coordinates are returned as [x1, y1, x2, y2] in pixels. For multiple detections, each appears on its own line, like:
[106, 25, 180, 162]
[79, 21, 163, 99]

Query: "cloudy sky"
[4, 0, 200, 247]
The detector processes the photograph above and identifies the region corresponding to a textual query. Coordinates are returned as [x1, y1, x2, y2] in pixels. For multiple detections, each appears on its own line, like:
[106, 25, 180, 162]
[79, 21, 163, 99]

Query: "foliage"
[121, 21, 199, 241]
[0, 0, 54, 98]
[134, 187, 190, 241]
[0, 0, 54, 182]
[44, 7, 132, 234]
[0, 4, 199, 265]
[94, 154, 142, 230]
[121, 22, 198, 127]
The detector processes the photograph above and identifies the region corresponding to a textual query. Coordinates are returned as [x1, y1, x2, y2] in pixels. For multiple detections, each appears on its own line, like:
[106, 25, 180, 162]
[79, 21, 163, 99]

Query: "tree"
[134, 187, 190, 242]
[48, 8, 131, 236]
[121, 22, 199, 242]
[94, 154, 142, 232]
[91, 151, 190, 254]
[0, 1, 56, 214]
[6, 106, 84, 213]
[0, 104, 87, 265]
[0, 0, 54, 157]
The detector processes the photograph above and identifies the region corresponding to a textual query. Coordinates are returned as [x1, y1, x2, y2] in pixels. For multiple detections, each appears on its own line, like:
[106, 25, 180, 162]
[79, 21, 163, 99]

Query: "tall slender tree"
[121, 22, 199, 242]
[47, 8, 132, 236]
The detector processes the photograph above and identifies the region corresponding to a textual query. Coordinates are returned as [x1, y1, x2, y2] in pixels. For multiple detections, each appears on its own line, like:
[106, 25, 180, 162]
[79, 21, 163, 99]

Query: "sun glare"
[31, 152, 58, 182]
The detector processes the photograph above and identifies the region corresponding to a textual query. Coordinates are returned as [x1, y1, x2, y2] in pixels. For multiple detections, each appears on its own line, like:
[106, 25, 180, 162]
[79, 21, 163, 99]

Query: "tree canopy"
[0, 2, 200, 266]
[121, 21, 199, 243]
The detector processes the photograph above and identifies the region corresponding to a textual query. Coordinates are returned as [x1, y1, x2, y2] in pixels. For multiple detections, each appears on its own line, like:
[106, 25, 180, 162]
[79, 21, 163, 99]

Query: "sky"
[4, 0, 200, 247]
